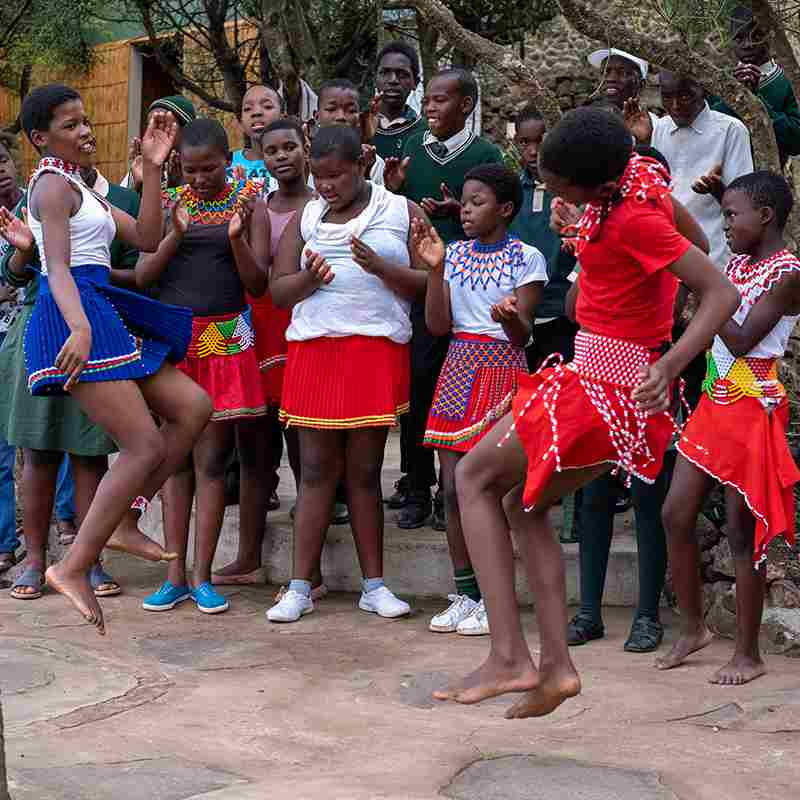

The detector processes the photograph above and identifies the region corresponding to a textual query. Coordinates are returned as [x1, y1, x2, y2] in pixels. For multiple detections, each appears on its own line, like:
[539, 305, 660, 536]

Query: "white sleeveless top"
[27, 167, 116, 275]
[286, 183, 412, 344]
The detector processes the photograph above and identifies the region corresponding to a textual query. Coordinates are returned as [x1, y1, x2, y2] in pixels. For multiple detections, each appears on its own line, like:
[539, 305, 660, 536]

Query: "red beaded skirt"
[177, 310, 266, 422]
[510, 331, 676, 510]
[424, 333, 527, 452]
[678, 394, 799, 565]
[280, 335, 409, 429]
[247, 292, 291, 406]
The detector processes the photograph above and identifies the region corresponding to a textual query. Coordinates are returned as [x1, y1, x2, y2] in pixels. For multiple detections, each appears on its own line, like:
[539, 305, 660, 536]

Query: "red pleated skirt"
[280, 335, 409, 429]
[177, 311, 266, 422]
[424, 333, 527, 452]
[248, 292, 290, 406]
[678, 395, 800, 565]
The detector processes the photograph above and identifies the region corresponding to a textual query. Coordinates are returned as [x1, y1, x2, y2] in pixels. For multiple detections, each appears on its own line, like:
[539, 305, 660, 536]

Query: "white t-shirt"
[445, 237, 547, 341]
[286, 184, 412, 344]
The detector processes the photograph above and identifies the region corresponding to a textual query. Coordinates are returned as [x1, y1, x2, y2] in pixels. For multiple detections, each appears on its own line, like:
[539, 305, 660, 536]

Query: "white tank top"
[27, 167, 116, 275]
[286, 183, 412, 344]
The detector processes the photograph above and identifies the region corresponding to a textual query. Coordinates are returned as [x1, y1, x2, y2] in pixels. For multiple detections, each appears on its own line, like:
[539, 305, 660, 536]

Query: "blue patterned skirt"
[25, 265, 193, 396]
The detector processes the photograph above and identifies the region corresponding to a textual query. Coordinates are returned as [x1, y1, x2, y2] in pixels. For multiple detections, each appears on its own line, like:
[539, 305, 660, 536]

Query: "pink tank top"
[247, 201, 296, 309]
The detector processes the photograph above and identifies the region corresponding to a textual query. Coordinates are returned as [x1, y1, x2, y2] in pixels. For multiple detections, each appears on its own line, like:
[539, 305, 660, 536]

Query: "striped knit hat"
[147, 95, 196, 126]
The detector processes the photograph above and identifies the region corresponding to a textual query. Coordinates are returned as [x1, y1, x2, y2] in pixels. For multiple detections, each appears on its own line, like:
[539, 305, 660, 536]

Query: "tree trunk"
[0, 699, 9, 800]
[557, 0, 781, 171]
[402, 0, 562, 128]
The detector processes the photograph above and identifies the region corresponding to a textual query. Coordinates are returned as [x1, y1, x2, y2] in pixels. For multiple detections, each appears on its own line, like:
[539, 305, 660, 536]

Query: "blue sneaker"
[191, 582, 229, 614]
[142, 580, 191, 612]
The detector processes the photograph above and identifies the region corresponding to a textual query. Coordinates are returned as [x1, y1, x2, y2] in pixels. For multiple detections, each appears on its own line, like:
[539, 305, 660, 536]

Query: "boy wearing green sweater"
[710, 5, 800, 165]
[384, 68, 502, 540]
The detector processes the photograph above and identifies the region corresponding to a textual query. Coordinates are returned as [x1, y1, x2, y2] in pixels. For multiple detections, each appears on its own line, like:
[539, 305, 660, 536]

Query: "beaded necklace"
[727, 249, 800, 312]
[560, 155, 672, 256]
[166, 179, 260, 225]
[447, 236, 523, 291]
[30, 157, 83, 185]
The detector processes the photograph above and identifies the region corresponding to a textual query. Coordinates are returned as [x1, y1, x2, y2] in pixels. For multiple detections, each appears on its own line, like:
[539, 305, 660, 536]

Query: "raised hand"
[141, 110, 179, 168]
[421, 183, 461, 219]
[550, 197, 581, 234]
[351, 235, 383, 275]
[229, 199, 253, 241]
[692, 164, 723, 200]
[490, 295, 518, 323]
[0, 206, 34, 253]
[231, 164, 247, 182]
[361, 93, 382, 142]
[631, 362, 671, 414]
[171, 200, 190, 238]
[384, 156, 410, 192]
[304, 249, 335, 285]
[623, 97, 653, 144]
[361, 144, 377, 180]
[410, 217, 446, 272]
[734, 63, 761, 91]
[56, 327, 92, 392]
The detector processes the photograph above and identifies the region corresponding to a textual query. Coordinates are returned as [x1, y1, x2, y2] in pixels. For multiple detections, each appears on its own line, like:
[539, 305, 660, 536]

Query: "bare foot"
[655, 627, 713, 670]
[504, 667, 581, 718]
[106, 518, 177, 562]
[709, 654, 766, 686]
[45, 564, 105, 634]
[211, 561, 265, 585]
[433, 655, 539, 705]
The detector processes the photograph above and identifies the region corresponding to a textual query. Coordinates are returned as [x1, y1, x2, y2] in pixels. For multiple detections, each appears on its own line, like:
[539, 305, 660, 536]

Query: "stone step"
[141, 494, 642, 608]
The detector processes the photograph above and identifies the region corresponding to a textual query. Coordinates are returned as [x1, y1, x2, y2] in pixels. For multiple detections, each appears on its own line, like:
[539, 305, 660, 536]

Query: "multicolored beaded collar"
[165, 179, 260, 225]
[30, 157, 83, 185]
[727, 249, 800, 311]
[560, 155, 671, 256]
[447, 236, 524, 290]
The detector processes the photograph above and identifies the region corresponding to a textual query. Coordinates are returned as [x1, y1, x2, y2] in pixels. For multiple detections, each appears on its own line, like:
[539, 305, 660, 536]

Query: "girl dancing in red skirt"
[434, 107, 739, 717]
[658, 171, 800, 685]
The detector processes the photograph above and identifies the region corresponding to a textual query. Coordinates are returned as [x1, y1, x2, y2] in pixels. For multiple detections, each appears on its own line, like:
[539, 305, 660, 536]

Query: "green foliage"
[653, 0, 739, 48]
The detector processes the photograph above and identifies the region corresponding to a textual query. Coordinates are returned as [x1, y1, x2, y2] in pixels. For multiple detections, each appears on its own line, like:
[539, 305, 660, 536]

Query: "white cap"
[588, 48, 649, 80]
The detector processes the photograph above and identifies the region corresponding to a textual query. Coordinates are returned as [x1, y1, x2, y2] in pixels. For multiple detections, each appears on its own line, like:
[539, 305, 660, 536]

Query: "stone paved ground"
[2, 561, 799, 800]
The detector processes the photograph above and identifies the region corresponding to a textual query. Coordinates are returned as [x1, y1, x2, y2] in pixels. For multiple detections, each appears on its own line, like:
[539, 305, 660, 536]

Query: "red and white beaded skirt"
[678, 395, 799, 566]
[509, 331, 676, 511]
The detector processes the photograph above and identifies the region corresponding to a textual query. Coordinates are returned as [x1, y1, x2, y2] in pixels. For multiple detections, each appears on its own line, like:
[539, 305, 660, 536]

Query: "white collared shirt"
[422, 127, 475, 163]
[652, 102, 753, 268]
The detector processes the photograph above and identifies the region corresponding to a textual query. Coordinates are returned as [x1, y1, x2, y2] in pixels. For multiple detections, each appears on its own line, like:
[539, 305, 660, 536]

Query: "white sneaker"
[266, 589, 314, 622]
[358, 585, 410, 618]
[456, 599, 490, 636]
[429, 594, 479, 633]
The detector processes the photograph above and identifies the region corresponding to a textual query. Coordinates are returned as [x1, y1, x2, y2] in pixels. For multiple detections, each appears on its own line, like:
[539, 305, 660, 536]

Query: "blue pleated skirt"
[25, 265, 193, 396]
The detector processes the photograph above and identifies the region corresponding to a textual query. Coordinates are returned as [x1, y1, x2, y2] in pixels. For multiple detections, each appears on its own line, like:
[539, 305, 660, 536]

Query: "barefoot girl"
[7, 84, 212, 633]
[416, 164, 546, 637]
[437, 107, 739, 717]
[0, 125, 143, 601]
[658, 171, 800, 685]
[137, 118, 268, 615]
[213, 118, 309, 587]
[267, 124, 428, 623]
[228, 84, 283, 189]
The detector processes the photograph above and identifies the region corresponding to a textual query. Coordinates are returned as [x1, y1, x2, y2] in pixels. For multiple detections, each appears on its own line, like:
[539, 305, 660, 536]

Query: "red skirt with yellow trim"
[678, 395, 799, 565]
[247, 292, 290, 406]
[511, 331, 676, 511]
[280, 335, 409, 429]
[424, 333, 527, 452]
[177, 310, 266, 422]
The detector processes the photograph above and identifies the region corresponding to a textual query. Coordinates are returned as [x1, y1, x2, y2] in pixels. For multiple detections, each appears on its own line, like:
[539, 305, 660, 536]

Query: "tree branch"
[402, 0, 563, 128]
[557, 0, 780, 170]
[751, 0, 800, 90]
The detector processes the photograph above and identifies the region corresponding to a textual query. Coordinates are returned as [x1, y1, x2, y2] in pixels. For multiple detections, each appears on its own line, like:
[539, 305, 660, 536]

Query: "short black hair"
[179, 118, 230, 157]
[634, 144, 671, 174]
[260, 117, 305, 144]
[20, 84, 81, 145]
[432, 68, 478, 108]
[310, 124, 361, 163]
[515, 104, 543, 129]
[727, 170, 794, 231]
[318, 79, 360, 106]
[239, 84, 285, 117]
[540, 106, 632, 188]
[377, 40, 420, 84]
[464, 164, 524, 219]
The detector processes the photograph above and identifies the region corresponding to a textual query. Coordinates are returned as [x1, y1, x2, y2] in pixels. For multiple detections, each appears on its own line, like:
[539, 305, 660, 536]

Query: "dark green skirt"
[0, 303, 116, 456]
